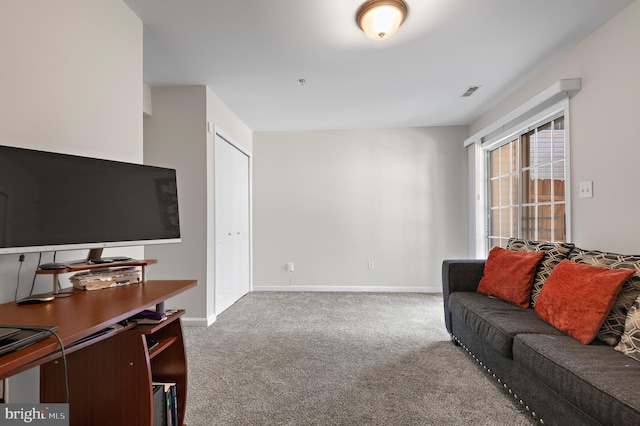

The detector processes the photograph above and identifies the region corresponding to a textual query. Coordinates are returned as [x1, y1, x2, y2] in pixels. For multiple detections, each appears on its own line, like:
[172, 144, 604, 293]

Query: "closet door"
[214, 134, 250, 314]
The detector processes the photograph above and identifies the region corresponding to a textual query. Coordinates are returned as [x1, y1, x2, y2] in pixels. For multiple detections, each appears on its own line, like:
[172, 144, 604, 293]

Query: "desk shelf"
[41, 309, 188, 426]
[0, 279, 196, 426]
[148, 336, 177, 360]
[35, 259, 158, 294]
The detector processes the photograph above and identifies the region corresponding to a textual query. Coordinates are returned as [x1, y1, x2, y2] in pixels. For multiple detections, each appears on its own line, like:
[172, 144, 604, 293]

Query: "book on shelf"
[70, 266, 142, 291]
[152, 384, 166, 426]
[146, 336, 160, 351]
[129, 309, 167, 325]
[168, 384, 177, 426]
[153, 382, 177, 426]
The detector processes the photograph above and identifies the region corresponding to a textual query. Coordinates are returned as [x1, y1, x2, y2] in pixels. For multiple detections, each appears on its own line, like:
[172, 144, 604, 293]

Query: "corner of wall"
[143, 84, 152, 117]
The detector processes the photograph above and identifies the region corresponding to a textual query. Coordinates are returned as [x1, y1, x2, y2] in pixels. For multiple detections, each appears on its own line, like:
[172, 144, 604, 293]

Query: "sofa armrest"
[441, 259, 486, 334]
[442, 259, 486, 294]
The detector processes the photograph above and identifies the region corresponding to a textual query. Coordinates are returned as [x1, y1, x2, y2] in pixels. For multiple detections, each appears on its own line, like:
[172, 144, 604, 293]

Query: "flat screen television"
[0, 145, 181, 257]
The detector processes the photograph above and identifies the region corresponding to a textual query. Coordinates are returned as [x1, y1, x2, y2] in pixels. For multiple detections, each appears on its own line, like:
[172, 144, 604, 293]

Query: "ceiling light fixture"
[356, 0, 408, 41]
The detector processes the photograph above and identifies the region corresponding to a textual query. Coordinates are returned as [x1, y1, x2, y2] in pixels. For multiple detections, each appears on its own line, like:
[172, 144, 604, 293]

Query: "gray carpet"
[183, 292, 535, 425]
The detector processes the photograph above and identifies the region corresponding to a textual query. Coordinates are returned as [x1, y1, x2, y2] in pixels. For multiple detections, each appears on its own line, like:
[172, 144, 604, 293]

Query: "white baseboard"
[181, 288, 441, 326]
[253, 285, 441, 293]
[182, 314, 216, 327]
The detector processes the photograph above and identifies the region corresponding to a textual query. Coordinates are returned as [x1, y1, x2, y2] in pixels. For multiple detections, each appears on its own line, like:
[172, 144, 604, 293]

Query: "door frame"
[212, 127, 252, 316]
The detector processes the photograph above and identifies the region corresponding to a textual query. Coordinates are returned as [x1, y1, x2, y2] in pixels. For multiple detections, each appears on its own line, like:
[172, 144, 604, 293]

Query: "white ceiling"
[124, 0, 634, 132]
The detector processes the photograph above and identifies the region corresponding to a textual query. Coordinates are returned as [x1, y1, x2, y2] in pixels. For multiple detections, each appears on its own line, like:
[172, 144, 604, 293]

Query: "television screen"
[0, 145, 181, 255]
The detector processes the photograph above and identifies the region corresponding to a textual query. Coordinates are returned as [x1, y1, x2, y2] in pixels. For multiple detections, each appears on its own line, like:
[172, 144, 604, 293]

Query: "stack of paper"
[70, 266, 142, 291]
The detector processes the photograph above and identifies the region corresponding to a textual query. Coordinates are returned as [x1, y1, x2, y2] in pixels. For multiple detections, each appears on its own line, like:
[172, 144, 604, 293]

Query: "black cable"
[13, 255, 70, 401]
[29, 252, 43, 296]
[13, 326, 69, 404]
[14, 254, 25, 302]
[46, 330, 69, 404]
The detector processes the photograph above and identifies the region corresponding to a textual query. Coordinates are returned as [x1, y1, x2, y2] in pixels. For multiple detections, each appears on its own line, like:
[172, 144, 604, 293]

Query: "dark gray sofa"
[442, 259, 640, 426]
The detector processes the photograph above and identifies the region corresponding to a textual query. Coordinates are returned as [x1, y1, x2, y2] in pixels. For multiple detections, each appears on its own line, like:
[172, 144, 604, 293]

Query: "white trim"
[212, 127, 253, 316]
[465, 87, 580, 258]
[464, 79, 581, 147]
[473, 97, 573, 258]
[214, 128, 254, 295]
[253, 286, 441, 293]
[215, 127, 251, 157]
[182, 314, 217, 327]
[469, 142, 485, 258]
[564, 99, 573, 243]
[464, 78, 581, 258]
[481, 102, 566, 150]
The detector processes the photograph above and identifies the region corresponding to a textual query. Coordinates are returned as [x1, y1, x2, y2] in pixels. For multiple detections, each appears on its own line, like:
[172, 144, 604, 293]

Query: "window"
[487, 115, 567, 249]
[467, 80, 579, 257]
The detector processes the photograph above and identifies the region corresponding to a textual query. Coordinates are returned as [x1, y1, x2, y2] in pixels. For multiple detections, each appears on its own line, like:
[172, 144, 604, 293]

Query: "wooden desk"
[0, 279, 197, 426]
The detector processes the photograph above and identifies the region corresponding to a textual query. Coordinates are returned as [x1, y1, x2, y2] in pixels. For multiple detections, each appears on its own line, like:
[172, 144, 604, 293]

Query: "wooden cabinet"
[144, 314, 188, 425]
[0, 278, 196, 426]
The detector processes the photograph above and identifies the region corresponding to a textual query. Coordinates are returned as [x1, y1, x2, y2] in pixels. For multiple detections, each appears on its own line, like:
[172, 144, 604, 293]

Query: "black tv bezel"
[0, 145, 181, 256]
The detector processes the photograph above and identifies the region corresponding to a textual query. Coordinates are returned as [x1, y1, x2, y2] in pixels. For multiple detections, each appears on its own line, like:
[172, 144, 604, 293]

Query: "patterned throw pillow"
[568, 248, 640, 346]
[506, 239, 575, 306]
[615, 295, 640, 361]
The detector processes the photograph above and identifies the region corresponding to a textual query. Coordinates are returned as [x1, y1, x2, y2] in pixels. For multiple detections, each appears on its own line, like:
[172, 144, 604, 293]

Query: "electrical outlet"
[579, 181, 593, 199]
[286, 262, 295, 272]
[368, 260, 375, 270]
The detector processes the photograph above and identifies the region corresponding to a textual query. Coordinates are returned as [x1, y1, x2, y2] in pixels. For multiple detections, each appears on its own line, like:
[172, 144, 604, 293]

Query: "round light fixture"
[356, 0, 408, 41]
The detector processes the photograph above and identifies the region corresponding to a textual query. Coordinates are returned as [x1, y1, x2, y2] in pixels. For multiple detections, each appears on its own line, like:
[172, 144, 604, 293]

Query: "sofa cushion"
[507, 238, 575, 306]
[448, 292, 562, 358]
[534, 259, 633, 344]
[568, 248, 640, 346]
[615, 295, 640, 361]
[477, 247, 545, 308]
[513, 333, 640, 426]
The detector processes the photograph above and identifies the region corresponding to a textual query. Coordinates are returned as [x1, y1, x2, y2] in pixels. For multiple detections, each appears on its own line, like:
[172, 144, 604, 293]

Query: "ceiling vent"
[462, 86, 481, 97]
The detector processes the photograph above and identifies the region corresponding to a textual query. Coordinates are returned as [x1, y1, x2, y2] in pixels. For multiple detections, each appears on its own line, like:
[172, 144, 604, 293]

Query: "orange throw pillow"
[534, 259, 635, 344]
[477, 247, 545, 308]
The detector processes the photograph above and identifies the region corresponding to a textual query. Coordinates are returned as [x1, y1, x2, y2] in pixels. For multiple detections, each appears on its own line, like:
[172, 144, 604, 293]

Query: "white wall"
[143, 87, 208, 320]
[205, 87, 252, 319]
[253, 126, 469, 292]
[143, 86, 252, 324]
[206, 88, 252, 153]
[0, 0, 144, 303]
[0, 0, 143, 401]
[470, 0, 640, 255]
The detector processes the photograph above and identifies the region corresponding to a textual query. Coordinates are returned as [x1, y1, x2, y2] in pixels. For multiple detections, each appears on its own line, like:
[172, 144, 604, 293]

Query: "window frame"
[486, 111, 567, 249]
[474, 99, 572, 257]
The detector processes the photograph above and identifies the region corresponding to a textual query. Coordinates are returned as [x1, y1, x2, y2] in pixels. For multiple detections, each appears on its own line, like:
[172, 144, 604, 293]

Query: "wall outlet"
[368, 260, 375, 270]
[579, 181, 593, 198]
[286, 262, 295, 272]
